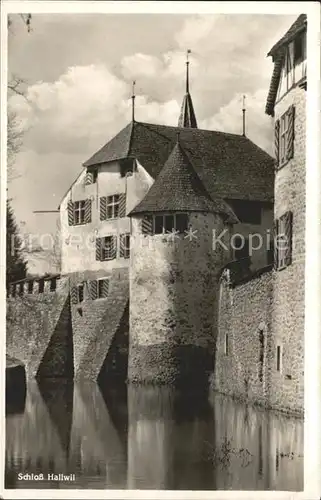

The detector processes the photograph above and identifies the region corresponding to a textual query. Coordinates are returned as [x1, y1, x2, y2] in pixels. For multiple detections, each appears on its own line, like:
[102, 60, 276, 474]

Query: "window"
[275, 106, 295, 168]
[98, 278, 109, 299]
[276, 345, 282, 372]
[120, 158, 134, 178]
[84, 168, 98, 185]
[152, 213, 189, 235]
[68, 199, 91, 226]
[227, 200, 262, 225]
[77, 283, 84, 303]
[277, 33, 306, 100]
[275, 211, 293, 270]
[18, 282, 24, 296]
[100, 194, 126, 220]
[97, 235, 117, 261]
[120, 233, 130, 259]
[107, 195, 120, 219]
[27, 281, 33, 294]
[38, 279, 44, 293]
[50, 278, 57, 292]
[74, 200, 86, 225]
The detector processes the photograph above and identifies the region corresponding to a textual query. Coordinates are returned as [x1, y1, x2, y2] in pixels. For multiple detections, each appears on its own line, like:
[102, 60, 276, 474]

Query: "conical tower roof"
[129, 139, 238, 223]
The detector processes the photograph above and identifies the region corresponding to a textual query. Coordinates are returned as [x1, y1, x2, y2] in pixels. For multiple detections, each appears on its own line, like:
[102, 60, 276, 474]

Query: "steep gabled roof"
[268, 14, 307, 60]
[83, 121, 274, 202]
[83, 121, 133, 167]
[265, 14, 307, 116]
[129, 140, 238, 223]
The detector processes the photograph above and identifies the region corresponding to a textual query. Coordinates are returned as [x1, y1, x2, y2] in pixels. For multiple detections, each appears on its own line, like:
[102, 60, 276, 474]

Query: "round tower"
[128, 138, 237, 388]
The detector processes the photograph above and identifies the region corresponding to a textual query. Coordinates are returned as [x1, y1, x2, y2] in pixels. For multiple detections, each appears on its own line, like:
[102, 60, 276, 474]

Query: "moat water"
[5, 380, 303, 491]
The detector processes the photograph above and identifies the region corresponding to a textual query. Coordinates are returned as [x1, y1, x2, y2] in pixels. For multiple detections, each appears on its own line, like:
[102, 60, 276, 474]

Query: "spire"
[131, 80, 136, 122]
[178, 50, 198, 129]
[242, 95, 246, 136]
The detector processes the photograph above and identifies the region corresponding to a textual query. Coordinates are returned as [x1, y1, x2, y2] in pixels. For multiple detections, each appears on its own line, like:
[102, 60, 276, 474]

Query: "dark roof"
[83, 121, 274, 202]
[129, 140, 238, 223]
[178, 93, 198, 128]
[265, 14, 307, 116]
[268, 14, 307, 60]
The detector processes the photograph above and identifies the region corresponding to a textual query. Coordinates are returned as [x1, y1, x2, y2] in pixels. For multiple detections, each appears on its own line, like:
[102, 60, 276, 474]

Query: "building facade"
[6, 15, 307, 414]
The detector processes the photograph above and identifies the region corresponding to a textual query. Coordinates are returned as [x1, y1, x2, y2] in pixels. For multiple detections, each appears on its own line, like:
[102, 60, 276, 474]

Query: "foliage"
[6, 200, 27, 285]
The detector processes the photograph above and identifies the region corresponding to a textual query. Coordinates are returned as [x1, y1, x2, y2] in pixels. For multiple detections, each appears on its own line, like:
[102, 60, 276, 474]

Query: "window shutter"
[89, 280, 98, 300]
[142, 215, 153, 235]
[284, 211, 293, 266]
[100, 197, 107, 221]
[101, 279, 109, 298]
[274, 119, 280, 169]
[67, 201, 74, 226]
[119, 193, 126, 218]
[111, 235, 117, 259]
[84, 171, 93, 185]
[273, 219, 279, 270]
[84, 199, 92, 224]
[70, 286, 78, 305]
[120, 234, 130, 258]
[96, 237, 102, 261]
[286, 105, 295, 161]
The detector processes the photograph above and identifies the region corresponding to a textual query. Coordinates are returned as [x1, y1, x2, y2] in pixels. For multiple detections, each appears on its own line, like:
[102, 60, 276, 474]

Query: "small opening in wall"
[285, 374, 292, 380]
[224, 333, 229, 355]
[276, 345, 282, 372]
[50, 278, 57, 292]
[28, 281, 34, 294]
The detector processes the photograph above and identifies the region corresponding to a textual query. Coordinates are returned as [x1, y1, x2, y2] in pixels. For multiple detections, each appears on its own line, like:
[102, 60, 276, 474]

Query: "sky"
[7, 12, 296, 274]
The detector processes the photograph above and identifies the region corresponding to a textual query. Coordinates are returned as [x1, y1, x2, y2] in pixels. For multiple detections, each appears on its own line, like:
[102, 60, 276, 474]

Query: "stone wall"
[6, 277, 73, 379]
[6, 271, 129, 383]
[213, 263, 304, 415]
[213, 267, 273, 407]
[270, 85, 306, 413]
[129, 212, 232, 387]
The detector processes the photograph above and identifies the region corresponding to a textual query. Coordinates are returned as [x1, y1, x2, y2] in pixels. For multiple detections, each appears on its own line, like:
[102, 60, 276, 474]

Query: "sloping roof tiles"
[267, 14, 307, 60]
[129, 140, 238, 223]
[83, 120, 274, 202]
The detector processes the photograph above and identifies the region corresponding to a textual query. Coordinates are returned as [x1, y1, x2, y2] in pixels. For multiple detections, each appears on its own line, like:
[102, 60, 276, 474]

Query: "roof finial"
[131, 80, 136, 122]
[242, 95, 246, 137]
[186, 49, 191, 94]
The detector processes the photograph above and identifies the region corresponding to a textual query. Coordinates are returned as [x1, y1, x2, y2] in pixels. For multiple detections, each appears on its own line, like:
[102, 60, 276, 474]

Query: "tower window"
[27, 281, 34, 294]
[153, 213, 189, 235]
[234, 236, 250, 261]
[224, 333, 229, 355]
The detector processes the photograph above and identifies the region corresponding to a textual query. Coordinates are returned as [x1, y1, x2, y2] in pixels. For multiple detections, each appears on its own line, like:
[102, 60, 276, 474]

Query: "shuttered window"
[98, 278, 109, 299]
[142, 215, 153, 235]
[100, 193, 126, 220]
[275, 106, 295, 169]
[96, 235, 117, 261]
[84, 168, 98, 185]
[275, 211, 293, 270]
[87, 278, 109, 300]
[68, 199, 91, 225]
[120, 233, 130, 259]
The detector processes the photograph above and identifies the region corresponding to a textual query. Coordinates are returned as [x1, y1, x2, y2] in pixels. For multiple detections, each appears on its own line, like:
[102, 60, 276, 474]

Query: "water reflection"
[5, 381, 303, 490]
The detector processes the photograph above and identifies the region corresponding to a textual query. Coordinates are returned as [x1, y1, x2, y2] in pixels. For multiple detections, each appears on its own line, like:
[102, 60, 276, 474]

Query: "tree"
[6, 13, 33, 285]
[6, 200, 27, 285]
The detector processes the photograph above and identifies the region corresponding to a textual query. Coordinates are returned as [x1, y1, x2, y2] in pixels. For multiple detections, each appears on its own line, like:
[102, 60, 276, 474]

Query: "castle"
[7, 15, 306, 415]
